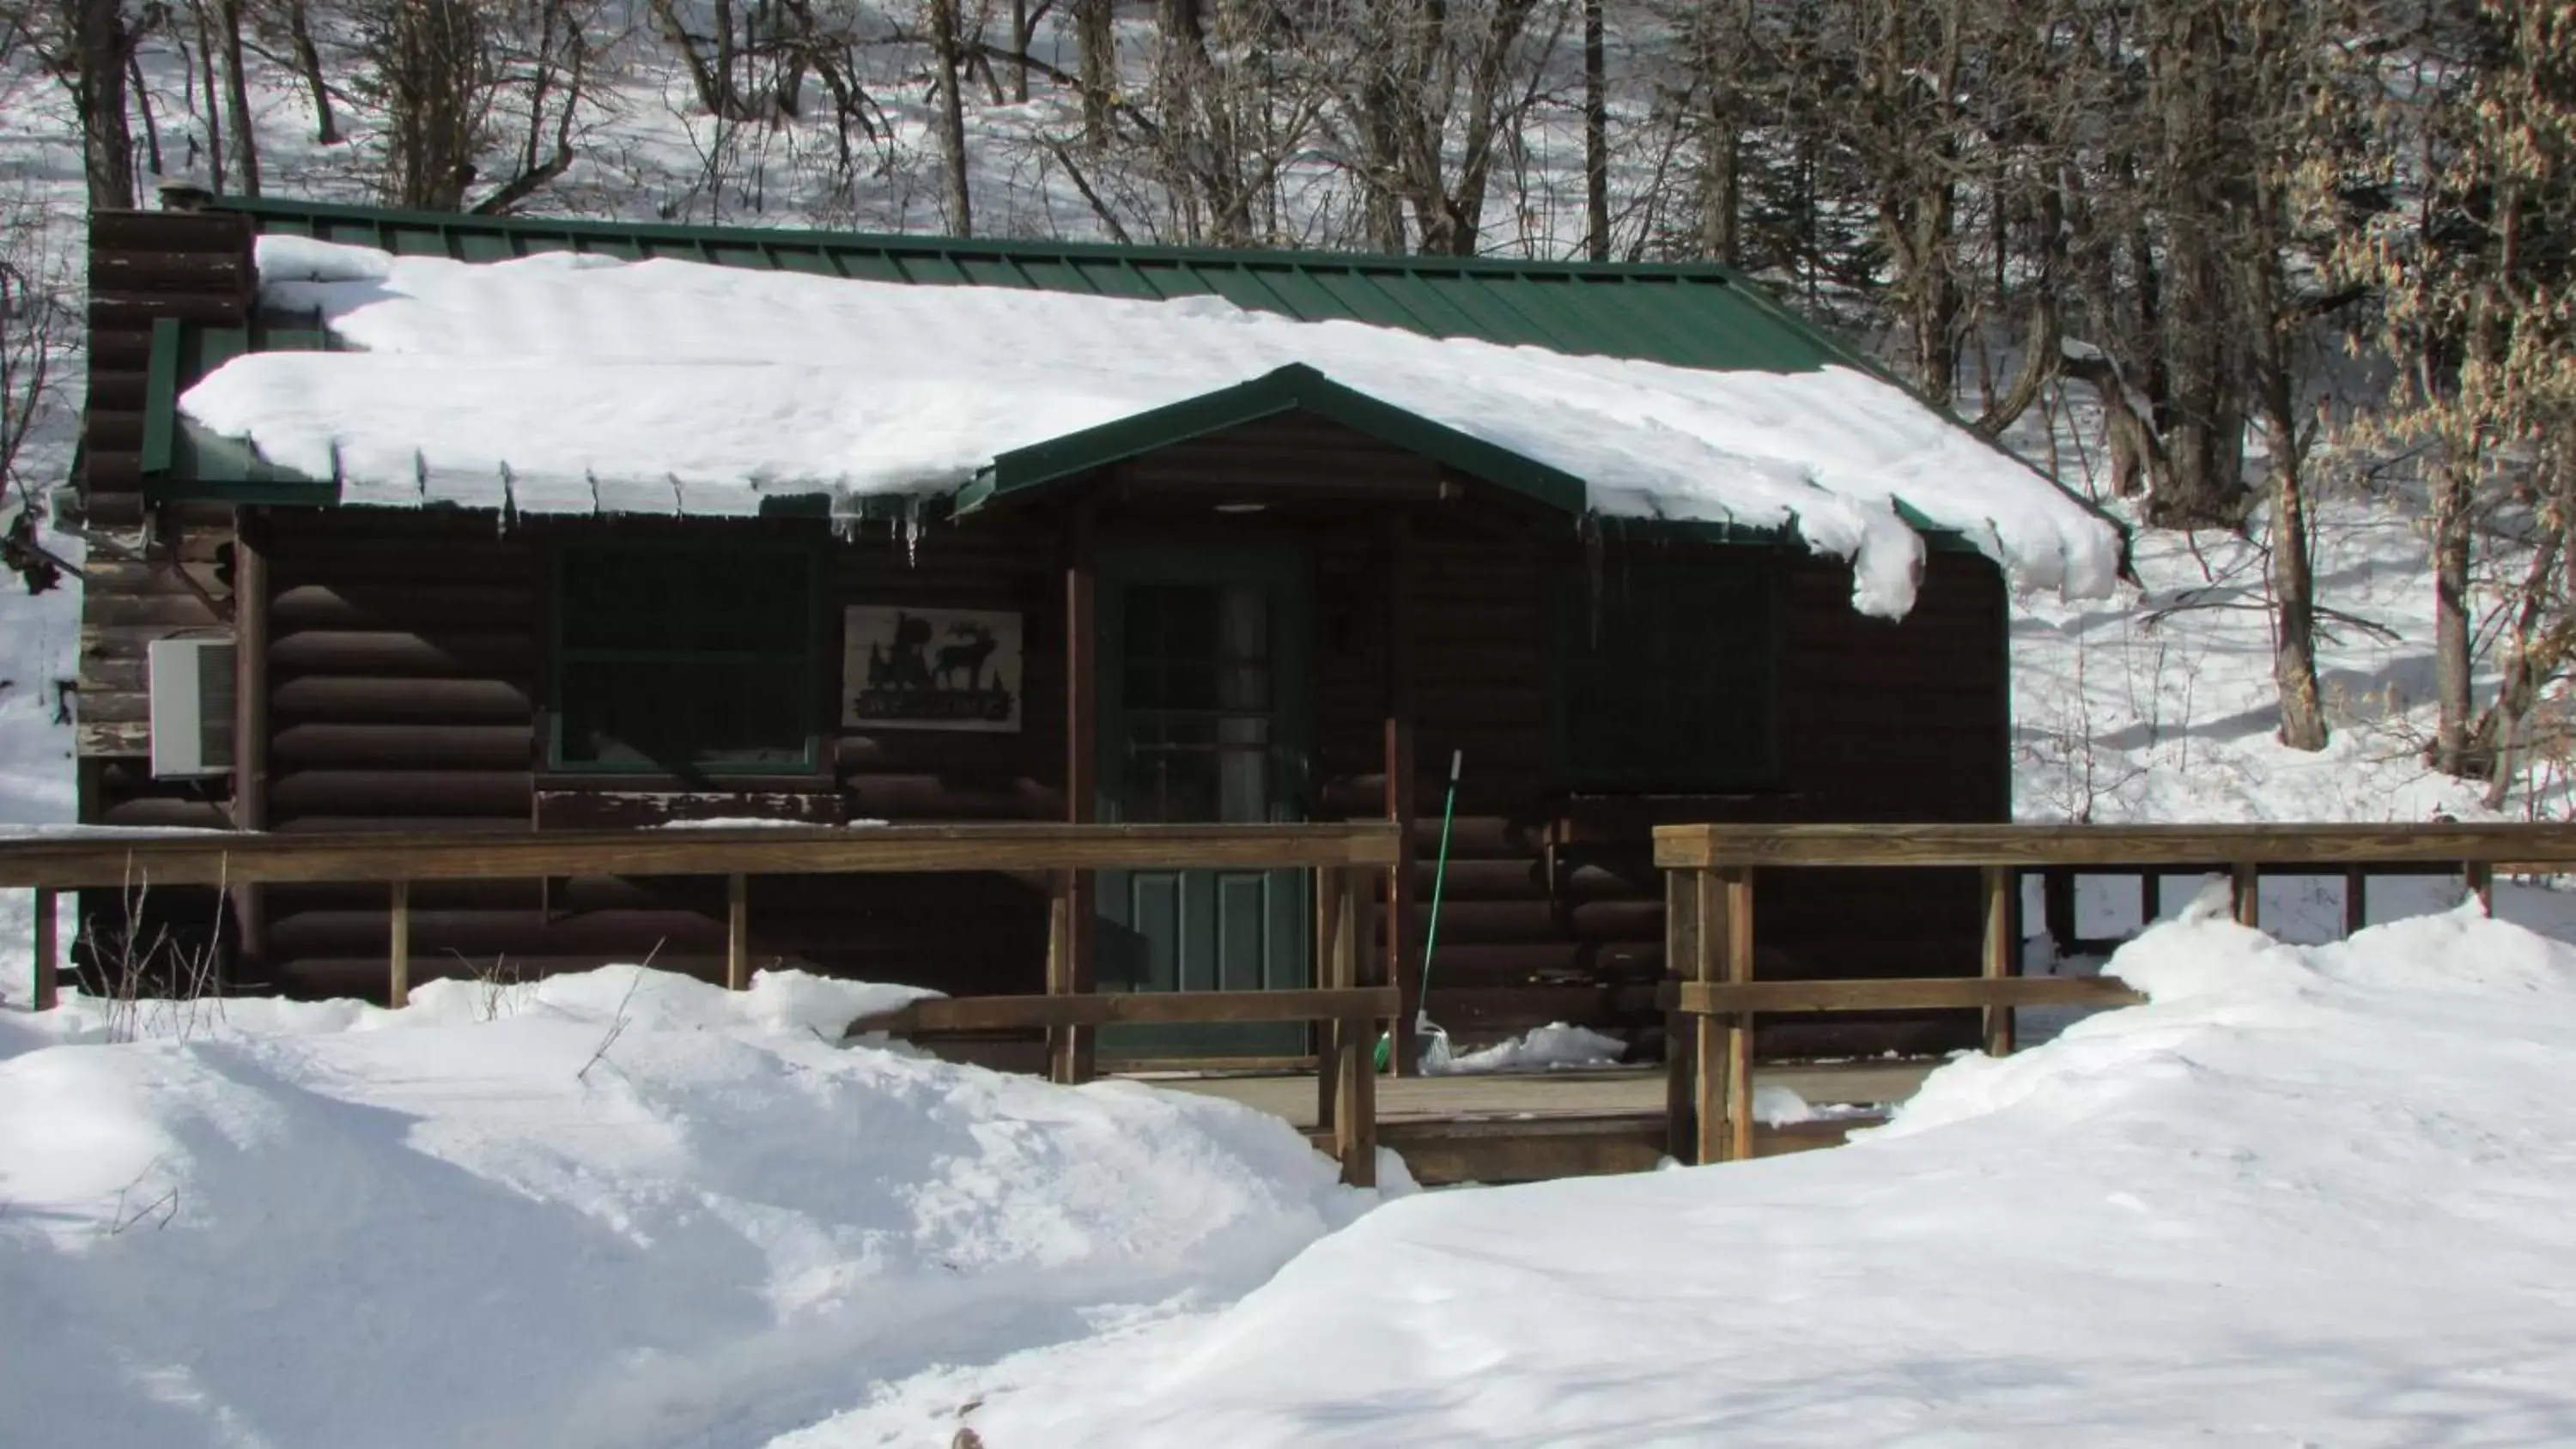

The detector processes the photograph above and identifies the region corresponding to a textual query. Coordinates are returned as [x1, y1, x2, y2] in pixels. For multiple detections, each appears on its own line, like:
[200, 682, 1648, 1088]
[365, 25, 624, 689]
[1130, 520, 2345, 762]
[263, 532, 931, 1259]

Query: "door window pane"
[1116, 581, 1276, 823]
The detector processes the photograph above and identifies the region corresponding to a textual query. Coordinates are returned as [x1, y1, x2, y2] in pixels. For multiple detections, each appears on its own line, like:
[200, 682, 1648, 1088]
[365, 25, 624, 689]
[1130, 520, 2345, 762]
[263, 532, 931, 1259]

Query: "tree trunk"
[2431, 456, 2477, 777]
[1011, 0, 1031, 102]
[2267, 445, 2327, 750]
[73, 0, 138, 209]
[380, 0, 484, 210]
[2242, 191, 2324, 751]
[1583, 0, 1607, 262]
[929, 0, 973, 234]
[288, 0, 342, 144]
[1076, 0, 1114, 147]
[220, 0, 261, 193]
[193, 0, 226, 192]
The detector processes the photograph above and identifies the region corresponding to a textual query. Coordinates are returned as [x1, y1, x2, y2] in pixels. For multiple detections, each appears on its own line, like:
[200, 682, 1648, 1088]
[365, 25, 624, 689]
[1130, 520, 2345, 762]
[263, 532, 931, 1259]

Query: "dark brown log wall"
[240, 509, 1063, 1002]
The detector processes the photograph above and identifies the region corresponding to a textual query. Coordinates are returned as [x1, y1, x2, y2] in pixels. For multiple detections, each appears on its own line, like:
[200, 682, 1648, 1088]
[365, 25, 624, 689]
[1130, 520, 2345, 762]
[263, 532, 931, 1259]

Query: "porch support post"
[232, 507, 268, 968]
[2232, 861, 2260, 928]
[2466, 861, 2494, 916]
[2343, 865, 2368, 937]
[1981, 864, 2015, 1057]
[1056, 507, 1099, 1084]
[1382, 514, 1418, 1076]
[32, 886, 58, 1011]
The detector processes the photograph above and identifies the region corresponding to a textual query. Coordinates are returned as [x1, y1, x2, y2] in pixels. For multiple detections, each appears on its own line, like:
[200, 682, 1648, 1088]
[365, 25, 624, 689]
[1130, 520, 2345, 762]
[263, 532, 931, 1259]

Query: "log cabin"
[70, 192, 2119, 1066]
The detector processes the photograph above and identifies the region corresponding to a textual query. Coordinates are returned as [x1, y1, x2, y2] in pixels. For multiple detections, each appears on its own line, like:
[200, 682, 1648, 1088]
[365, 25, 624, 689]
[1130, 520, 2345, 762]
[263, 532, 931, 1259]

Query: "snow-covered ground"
[836, 906, 2576, 1447]
[14, 906, 2576, 1446]
[0, 965, 1396, 1447]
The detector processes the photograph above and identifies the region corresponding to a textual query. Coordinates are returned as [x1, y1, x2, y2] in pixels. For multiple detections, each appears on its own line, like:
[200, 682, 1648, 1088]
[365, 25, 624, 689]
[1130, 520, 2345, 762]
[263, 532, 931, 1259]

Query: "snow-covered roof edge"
[171, 234, 2126, 618]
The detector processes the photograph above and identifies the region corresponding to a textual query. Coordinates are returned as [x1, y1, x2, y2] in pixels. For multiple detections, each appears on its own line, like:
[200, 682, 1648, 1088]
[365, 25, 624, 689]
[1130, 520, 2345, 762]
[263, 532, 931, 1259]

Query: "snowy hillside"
[2013, 504, 2518, 827]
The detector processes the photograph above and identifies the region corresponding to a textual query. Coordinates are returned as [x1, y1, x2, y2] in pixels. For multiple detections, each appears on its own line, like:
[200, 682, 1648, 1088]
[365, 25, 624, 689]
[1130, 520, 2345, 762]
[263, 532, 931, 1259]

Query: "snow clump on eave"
[177, 234, 2123, 618]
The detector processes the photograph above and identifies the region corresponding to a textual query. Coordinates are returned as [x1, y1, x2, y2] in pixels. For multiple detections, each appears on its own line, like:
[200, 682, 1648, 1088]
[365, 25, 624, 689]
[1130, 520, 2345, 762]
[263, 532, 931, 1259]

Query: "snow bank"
[848, 909, 2576, 1446]
[179, 238, 2120, 616]
[0, 965, 1392, 1448]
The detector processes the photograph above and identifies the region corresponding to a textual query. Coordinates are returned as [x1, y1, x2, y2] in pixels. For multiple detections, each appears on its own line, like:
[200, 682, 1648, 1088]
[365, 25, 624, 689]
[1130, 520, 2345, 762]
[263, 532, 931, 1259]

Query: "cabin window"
[550, 543, 818, 773]
[1552, 552, 1778, 790]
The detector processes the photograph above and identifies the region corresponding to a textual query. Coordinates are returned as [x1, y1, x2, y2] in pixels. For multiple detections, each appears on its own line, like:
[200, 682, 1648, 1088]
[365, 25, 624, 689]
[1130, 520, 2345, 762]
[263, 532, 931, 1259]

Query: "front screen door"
[1096, 549, 1310, 1058]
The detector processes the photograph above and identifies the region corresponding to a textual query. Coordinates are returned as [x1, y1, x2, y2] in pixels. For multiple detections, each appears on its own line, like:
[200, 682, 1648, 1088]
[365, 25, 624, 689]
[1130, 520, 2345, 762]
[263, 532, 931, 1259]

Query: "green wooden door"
[1095, 547, 1311, 1059]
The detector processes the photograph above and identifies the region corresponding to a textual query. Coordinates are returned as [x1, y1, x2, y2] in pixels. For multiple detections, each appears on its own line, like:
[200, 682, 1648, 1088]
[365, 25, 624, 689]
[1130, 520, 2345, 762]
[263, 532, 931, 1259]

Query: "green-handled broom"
[1378, 749, 1461, 1073]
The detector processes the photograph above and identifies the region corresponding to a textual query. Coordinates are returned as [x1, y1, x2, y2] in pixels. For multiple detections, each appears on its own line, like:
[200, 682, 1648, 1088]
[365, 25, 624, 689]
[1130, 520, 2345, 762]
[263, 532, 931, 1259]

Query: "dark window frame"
[546, 536, 825, 778]
[1548, 546, 1784, 793]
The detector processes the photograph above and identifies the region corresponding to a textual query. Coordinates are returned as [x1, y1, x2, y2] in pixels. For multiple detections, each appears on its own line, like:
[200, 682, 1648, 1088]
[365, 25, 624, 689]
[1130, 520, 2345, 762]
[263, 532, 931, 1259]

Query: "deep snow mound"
[0, 967, 1393, 1449]
[928, 909, 2576, 1447]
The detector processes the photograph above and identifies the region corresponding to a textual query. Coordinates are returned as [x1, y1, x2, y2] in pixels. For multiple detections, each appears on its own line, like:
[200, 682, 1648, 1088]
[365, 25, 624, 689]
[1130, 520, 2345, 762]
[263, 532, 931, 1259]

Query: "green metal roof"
[202, 196, 1864, 374]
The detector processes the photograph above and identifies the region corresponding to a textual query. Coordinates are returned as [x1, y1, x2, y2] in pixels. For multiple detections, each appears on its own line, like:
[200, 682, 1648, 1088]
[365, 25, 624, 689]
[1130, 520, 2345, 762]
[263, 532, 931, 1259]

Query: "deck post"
[725, 873, 749, 991]
[31, 886, 58, 1011]
[2466, 861, 2494, 916]
[1662, 865, 1704, 1161]
[1045, 873, 1078, 1083]
[1980, 864, 2015, 1057]
[2231, 861, 2260, 928]
[1721, 867, 1757, 1164]
[2343, 865, 2367, 937]
[2140, 870, 2158, 932]
[388, 880, 410, 1007]
[1315, 862, 1346, 1136]
[1331, 866, 1376, 1187]
[1692, 870, 1727, 1166]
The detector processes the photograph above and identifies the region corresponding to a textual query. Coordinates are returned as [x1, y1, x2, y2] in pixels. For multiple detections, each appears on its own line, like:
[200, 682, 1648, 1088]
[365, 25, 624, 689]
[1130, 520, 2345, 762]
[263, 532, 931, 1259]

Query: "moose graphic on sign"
[844, 606, 1022, 732]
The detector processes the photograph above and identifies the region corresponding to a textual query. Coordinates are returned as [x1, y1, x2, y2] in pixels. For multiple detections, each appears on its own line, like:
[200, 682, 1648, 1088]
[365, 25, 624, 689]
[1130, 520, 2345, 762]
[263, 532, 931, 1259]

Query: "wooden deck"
[1145, 1061, 1937, 1185]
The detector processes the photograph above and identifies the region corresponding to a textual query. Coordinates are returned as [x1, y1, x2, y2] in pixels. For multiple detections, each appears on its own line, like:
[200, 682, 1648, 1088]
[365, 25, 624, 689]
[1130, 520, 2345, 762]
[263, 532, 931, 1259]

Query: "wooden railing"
[0, 821, 1402, 1184]
[1652, 822, 2576, 1167]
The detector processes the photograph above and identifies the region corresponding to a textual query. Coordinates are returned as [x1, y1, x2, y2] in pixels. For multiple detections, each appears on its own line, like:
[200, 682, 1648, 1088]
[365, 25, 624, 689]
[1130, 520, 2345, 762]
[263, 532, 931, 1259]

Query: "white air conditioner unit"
[148, 636, 237, 779]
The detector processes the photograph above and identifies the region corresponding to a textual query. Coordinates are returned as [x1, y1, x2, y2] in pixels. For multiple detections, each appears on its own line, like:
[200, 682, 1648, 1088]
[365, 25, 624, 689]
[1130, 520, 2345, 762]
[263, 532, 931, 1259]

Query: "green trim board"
[141, 318, 181, 473]
[958, 364, 1587, 516]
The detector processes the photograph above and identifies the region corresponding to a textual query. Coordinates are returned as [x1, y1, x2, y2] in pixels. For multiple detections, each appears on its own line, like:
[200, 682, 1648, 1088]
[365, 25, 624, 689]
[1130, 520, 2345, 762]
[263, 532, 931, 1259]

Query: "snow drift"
[843, 907, 2576, 1446]
[0, 967, 1392, 1449]
[176, 237, 2121, 616]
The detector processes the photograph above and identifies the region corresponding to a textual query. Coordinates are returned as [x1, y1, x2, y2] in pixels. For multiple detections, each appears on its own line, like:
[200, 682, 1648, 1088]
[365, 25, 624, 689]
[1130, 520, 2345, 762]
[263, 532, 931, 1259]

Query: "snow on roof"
[178, 235, 2121, 617]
